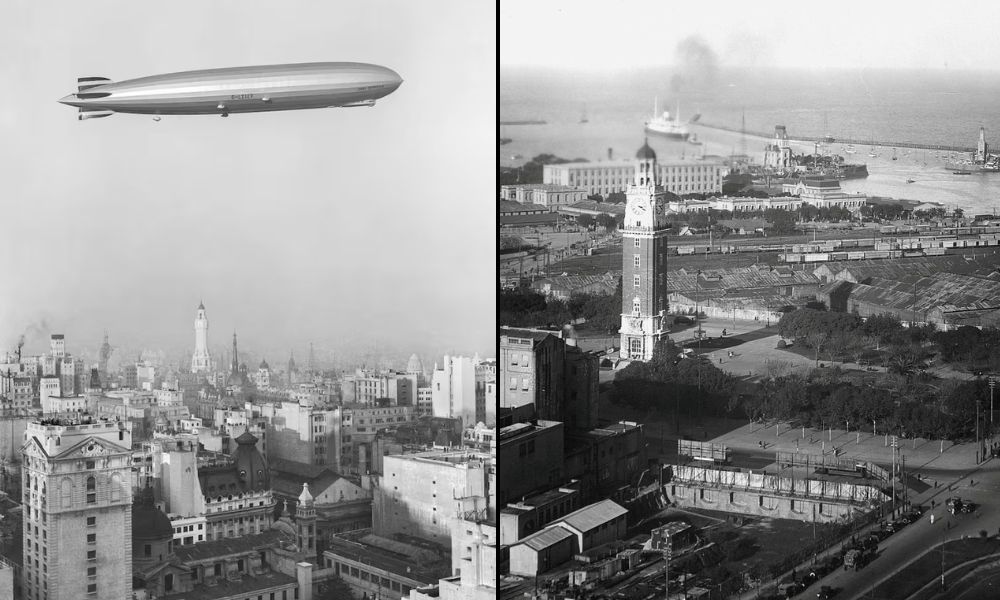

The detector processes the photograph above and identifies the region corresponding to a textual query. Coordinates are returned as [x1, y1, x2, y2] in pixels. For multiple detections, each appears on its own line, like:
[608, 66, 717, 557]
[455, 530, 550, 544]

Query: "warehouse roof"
[553, 499, 628, 534]
[518, 526, 576, 552]
[667, 266, 819, 293]
[848, 272, 1000, 314]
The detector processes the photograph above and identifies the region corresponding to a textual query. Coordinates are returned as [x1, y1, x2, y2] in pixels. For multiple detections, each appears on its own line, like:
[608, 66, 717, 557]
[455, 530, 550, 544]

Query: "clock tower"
[619, 139, 670, 361]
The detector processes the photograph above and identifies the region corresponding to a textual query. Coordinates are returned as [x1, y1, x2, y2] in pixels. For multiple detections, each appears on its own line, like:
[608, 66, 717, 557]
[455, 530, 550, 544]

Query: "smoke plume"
[671, 36, 719, 93]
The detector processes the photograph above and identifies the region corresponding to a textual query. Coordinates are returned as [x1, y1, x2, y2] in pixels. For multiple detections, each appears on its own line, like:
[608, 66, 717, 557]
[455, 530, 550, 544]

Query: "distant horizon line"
[500, 63, 1000, 74]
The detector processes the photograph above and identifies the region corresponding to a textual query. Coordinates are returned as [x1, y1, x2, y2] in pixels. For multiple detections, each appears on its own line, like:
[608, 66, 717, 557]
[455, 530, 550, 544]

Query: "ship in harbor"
[644, 97, 691, 140]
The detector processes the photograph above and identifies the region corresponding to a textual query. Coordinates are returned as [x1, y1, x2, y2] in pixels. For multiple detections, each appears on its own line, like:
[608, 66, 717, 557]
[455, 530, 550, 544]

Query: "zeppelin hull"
[60, 62, 402, 117]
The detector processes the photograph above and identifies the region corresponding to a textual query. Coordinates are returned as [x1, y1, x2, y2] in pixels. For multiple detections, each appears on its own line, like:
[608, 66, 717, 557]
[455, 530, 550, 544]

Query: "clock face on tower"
[630, 202, 647, 216]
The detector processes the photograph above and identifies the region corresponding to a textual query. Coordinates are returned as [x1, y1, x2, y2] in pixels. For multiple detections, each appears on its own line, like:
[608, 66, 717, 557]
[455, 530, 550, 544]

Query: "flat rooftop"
[161, 570, 296, 600]
[325, 535, 448, 584]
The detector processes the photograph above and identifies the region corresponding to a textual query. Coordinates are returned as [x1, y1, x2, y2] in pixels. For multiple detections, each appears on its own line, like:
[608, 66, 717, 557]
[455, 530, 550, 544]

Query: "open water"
[500, 67, 1000, 215]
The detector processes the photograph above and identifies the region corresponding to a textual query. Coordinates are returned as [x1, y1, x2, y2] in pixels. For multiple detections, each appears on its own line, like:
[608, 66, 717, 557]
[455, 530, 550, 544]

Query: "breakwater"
[697, 122, 975, 153]
[499, 120, 548, 125]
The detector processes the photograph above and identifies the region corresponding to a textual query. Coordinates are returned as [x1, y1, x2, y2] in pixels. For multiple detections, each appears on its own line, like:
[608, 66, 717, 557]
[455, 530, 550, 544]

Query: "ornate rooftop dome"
[132, 487, 174, 541]
[233, 431, 269, 491]
[298, 482, 314, 507]
[406, 353, 423, 375]
[635, 138, 657, 160]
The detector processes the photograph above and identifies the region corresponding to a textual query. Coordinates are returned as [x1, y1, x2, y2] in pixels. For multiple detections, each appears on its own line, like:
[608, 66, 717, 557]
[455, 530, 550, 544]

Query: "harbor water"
[500, 66, 1000, 215]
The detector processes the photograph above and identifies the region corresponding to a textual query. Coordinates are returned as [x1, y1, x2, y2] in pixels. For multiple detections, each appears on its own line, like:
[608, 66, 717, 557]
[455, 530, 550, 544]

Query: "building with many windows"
[499, 184, 589, 211]
[431, 356, 477, 428]
[781, 178, 866, 210]
[498, 327, 598, 431]
[21, 415, 134, 600]
[543, 157, 726, 197]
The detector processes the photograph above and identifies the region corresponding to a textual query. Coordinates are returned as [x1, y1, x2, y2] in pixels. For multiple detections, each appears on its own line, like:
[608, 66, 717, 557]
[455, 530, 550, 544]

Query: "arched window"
[86, 476, 96, 504]
[61, 478, 73, 509]
[110, 473, 122, 502]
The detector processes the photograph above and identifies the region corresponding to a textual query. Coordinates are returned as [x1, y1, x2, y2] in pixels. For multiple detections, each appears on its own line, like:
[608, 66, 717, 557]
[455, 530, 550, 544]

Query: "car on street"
[946, 497, 976, 514]
[844, 548, 875, 571]
[816, 586, 838, 599]
[777, 582, 804, 597]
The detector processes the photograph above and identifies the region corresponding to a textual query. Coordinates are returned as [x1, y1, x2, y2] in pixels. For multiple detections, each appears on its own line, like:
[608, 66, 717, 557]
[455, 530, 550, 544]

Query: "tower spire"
[231, 331, 239, 375]
[191, 302, 211, 373]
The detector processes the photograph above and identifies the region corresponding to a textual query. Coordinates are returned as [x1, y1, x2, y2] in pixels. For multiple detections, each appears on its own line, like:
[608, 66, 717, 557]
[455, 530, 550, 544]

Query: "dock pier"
[697, 122, 975, 153]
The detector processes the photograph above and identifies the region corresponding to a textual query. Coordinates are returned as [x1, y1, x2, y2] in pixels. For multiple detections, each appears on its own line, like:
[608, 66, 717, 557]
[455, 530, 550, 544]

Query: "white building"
[39, 375, 61, 411]
[254, 359, 271, 388]
[763, 125, 793, 170]
[190, 302, 211, 373]
[544, 158, 726, 197]
[499, 184, 589, 212]
[782, 178, 866, 211]
[431, 355, 478, 428]
[710, 196, 805, 212]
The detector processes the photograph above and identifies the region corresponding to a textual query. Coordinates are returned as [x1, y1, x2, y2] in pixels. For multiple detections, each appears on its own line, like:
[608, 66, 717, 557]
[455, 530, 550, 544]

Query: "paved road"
[815, 464, 998, 600]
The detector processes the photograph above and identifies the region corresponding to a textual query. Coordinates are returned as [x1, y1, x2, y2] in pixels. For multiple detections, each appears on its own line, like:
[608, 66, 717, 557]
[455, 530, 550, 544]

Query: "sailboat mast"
[740, 109, 748, 158]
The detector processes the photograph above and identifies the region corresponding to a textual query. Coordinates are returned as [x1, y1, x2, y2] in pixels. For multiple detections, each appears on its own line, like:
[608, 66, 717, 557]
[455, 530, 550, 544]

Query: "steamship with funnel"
[644, 97, 692, 140]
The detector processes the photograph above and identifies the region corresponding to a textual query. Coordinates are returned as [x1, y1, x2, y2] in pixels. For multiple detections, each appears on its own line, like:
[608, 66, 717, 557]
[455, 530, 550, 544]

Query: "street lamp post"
[990, 376, 996, 432]
[891, 435, 898, 517]
[663, 540, 672, 600]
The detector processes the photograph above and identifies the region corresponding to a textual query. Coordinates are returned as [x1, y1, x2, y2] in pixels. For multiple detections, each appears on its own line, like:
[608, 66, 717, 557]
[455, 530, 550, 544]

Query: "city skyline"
[1, 1, 496, 360]
[9, 302, 482, 375]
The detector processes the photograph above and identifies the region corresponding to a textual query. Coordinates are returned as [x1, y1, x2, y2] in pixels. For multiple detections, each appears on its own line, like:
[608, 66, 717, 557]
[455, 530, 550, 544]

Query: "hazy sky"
[501, 0, 1000, 71]
[1, 2, 495, 365]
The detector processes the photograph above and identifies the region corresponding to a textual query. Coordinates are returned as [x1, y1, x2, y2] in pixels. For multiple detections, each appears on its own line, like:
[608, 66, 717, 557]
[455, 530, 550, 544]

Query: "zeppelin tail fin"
[78, 108, 113, 121]
[78, 77, 112, 92]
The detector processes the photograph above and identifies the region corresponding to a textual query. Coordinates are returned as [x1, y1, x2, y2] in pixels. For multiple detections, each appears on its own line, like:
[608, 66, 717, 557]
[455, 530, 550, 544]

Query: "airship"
[58, 62, 402, 120]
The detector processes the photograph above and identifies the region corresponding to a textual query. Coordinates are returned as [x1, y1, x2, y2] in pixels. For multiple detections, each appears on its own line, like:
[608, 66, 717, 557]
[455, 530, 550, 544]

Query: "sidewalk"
[713, 421, 979, 472]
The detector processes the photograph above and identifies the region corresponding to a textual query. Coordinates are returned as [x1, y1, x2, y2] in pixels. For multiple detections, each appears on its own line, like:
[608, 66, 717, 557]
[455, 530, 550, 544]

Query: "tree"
[576, 214, 596, 229]
[595, 213, 618, 231]
[806, 332, 829, 366]
[765, 208, 798, 234]
[862, 313, 904, 346]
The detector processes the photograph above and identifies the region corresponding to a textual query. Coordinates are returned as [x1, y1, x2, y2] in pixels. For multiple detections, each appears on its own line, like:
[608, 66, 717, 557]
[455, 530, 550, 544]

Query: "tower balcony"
[621, 225, 669, 237]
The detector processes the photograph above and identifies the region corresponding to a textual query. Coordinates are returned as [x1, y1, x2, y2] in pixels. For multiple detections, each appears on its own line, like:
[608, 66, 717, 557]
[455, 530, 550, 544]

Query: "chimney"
[296, 562, 313, 600]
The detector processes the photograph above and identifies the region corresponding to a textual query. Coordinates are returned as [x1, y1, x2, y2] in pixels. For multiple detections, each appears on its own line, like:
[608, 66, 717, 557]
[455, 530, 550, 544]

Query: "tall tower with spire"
[975, 126, 989, 164]
[191, 302, 212, 373]
[230, 332, 240, 376]
[296, 483, 317, 557]
[619, 139, 671, 362]
[99, 330, 113, 383]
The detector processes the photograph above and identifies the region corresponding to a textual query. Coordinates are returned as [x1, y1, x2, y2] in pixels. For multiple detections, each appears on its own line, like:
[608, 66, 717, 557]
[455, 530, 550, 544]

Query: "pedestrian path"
[712, 421, 979, 471]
